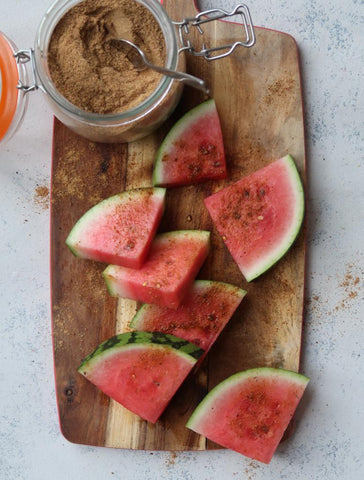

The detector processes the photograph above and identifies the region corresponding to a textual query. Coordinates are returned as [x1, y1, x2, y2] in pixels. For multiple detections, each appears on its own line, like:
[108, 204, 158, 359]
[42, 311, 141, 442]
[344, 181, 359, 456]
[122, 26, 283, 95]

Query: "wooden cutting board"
[51, 0, 306, 450]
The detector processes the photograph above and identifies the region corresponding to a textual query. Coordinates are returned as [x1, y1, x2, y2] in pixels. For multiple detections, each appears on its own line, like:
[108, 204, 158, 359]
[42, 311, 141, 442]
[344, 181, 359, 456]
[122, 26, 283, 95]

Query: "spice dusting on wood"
[264, 77, 295, 106]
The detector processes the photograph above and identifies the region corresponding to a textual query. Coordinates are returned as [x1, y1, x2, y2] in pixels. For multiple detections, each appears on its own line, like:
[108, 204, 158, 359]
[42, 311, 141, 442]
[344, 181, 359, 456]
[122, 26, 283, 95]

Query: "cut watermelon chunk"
[103, 230, 210, 309]
[78, 331, 204, 423]
[66, 187, 166, 268]
[153, 99, 227, 187]
[130, 280, 246, 363]
[186, 367, 309, 463]
[204, 155, 304, 281]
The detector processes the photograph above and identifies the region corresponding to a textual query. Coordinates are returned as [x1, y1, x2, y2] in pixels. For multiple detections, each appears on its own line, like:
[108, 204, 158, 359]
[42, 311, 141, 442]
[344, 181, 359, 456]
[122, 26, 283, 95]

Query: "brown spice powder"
[48, 0, 166, 114]
[334, 264, 362, 312]
[34, 185, 50, 209]
[264, 77, 295, 106]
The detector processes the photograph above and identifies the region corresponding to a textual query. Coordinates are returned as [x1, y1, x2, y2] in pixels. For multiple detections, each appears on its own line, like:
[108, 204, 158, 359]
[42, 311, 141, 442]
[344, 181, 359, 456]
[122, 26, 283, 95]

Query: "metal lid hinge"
[14, 49, 39, 93]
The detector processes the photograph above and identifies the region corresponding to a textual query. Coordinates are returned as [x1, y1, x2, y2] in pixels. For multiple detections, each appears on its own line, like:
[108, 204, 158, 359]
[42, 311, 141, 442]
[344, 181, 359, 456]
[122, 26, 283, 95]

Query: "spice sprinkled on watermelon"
[130, 280, 246, 362]
[153, 99, 227, 187]
[204, 155, 304, 281]
[78, 331, 204, 423]
[186, 367, 309, 463]
[66, 187, 166, 268]
[103, 230, 210, 309]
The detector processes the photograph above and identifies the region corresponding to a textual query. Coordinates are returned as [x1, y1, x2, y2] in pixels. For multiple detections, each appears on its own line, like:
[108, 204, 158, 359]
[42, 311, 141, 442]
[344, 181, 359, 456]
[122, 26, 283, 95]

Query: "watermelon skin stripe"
[79, 331, 204, 368]
[77, 331, 204, 423]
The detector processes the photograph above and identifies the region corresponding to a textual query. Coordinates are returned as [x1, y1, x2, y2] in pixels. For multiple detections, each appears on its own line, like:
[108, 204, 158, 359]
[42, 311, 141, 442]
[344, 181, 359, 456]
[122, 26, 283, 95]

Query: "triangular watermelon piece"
[66, 187, 166, 269]
[78, 331, 204, 423]
[153, 99, 227, 187]
[186, 367, 309, 463]
[130, 280, 246, 364]
[103, 230, 210, 309]
[204, 155, 304, 281]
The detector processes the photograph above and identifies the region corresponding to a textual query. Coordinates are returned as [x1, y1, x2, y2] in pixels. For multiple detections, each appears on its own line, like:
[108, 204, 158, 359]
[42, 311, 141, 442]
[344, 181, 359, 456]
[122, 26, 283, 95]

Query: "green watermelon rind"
[65, 187, 166, 258]
[186, 367, 309, 429]
[244, 154, 304, 282]
[129, 279, 247, 330]
[152, 99, 221, 187]
[78, 331, 205, 375]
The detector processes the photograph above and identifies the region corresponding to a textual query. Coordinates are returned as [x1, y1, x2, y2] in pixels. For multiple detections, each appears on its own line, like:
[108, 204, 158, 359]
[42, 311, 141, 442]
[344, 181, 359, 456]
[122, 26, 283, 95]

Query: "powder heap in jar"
[48, 0, 166, 114]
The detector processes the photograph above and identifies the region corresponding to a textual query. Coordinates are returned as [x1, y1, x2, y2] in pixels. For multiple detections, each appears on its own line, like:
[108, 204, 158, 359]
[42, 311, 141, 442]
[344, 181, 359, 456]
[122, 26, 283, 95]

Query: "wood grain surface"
[50, 0, 306, 450]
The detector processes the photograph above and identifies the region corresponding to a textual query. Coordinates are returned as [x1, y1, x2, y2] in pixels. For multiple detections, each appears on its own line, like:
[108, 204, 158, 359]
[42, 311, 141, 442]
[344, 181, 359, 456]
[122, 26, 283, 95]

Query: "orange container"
[0, 33, 28, 143]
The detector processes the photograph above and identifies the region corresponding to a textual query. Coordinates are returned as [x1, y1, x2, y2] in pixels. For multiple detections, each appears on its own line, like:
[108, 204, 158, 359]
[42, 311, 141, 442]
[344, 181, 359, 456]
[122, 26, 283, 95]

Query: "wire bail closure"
[173, 3, 255, 61]
[14, 49, 38, 93]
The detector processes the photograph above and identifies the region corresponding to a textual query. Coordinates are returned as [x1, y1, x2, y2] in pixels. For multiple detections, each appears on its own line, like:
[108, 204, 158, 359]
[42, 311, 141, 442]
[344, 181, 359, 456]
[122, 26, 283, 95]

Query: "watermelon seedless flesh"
[153, 99, 227, 187]
[103, 230, 210, 309]
[186, 367, 309, 463]
[130, 280, 246, 363]
[66, 187, 166, 268]
[204, 155, 304, 282]
[78, 331, 204, 423]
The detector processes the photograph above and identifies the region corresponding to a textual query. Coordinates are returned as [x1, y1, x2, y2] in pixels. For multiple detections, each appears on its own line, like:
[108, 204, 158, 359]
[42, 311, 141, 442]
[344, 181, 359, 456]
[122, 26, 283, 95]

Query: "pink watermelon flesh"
[78, 331, 203, 423]
[204, 155, 304, 282]
[186, 367, 309, 463]
[66, 187, 166, 269]
[103, 230, 210, 309]
[130, 280, 246, 363]
[153, 99, 227, 187]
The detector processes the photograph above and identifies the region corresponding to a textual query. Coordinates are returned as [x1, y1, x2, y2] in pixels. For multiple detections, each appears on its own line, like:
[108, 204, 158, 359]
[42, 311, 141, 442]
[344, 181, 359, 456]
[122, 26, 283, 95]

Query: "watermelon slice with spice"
[204, 155, 304, 282]
[78, 331, 204, 423]
[130, 280, 246, 363]
[103, 230, 210, 309]
[153, 99, 227, 187]
[186, 367, 309, 463]
[66, 187, 166, 268]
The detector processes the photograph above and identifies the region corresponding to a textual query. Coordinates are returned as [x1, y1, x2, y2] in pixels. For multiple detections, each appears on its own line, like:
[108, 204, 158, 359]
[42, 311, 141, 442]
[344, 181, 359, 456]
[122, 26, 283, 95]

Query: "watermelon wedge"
[186, 367, 309, 463]
[204, 155, 304, 281]
[130, 280, 246, 363]
[78, 331, 204, 423]
[153, 99, 227, 187]
[103, 230, 210, 309]
[66, 187, 166, 268]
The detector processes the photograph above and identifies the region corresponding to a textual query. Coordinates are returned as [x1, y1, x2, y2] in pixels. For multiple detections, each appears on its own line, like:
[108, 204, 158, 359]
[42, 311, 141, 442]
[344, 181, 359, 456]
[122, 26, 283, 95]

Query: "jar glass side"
[33, 0, 185, 143]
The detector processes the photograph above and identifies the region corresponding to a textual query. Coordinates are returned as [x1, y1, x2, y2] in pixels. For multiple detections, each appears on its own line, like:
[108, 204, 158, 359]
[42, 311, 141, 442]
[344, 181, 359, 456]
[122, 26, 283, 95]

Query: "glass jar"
[1, 1, 253, 144]
[2, 0, 185, 144]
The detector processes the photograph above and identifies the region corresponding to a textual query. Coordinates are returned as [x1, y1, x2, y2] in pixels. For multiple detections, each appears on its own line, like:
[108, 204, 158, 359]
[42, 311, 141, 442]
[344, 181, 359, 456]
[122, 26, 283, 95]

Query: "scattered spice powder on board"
[264, 77, 295, 106]
[48, 0, 166, 114]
